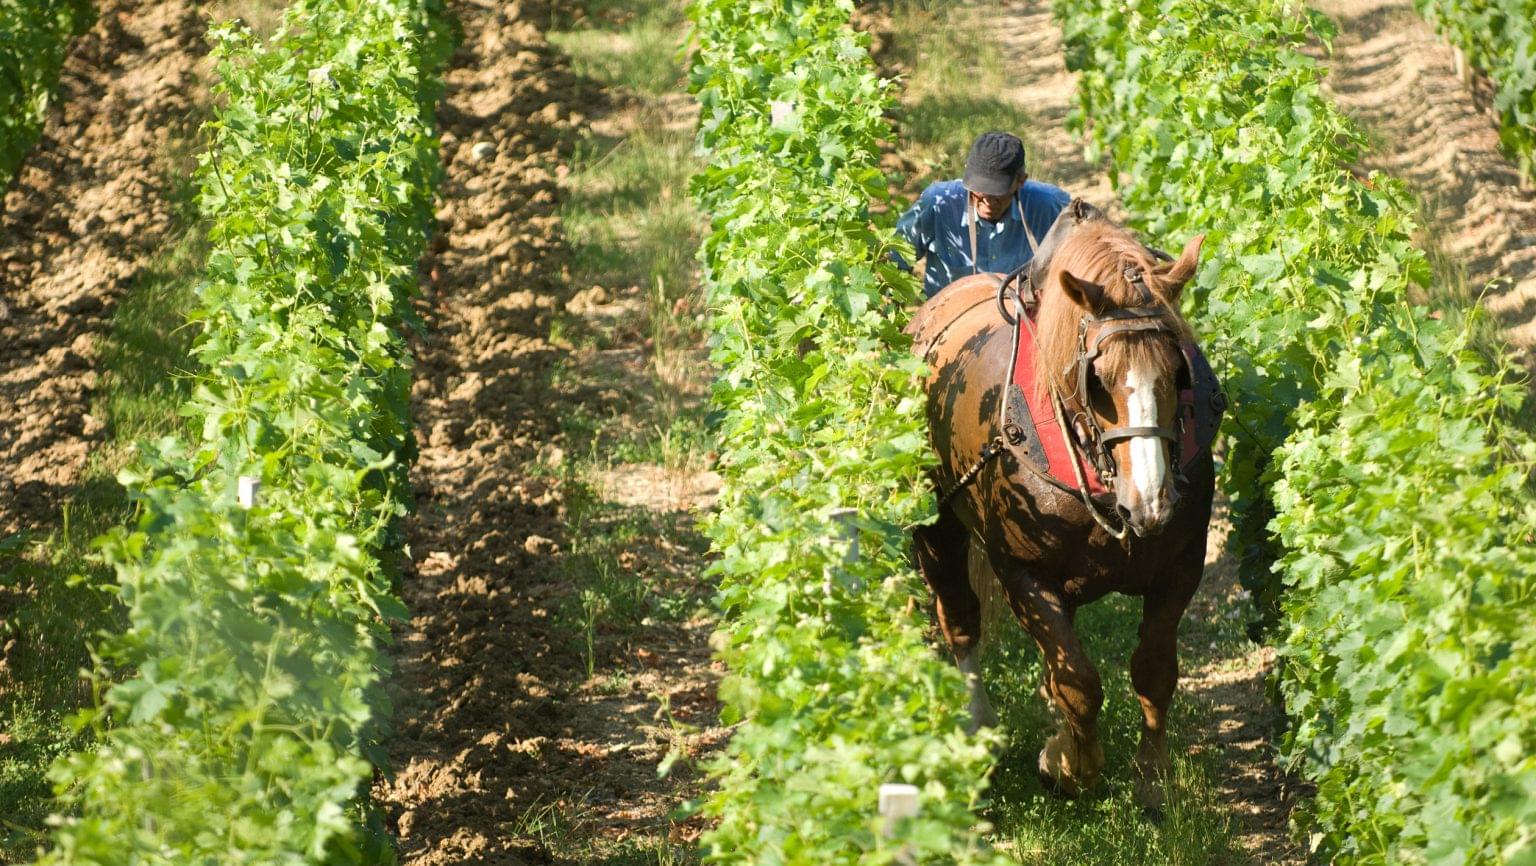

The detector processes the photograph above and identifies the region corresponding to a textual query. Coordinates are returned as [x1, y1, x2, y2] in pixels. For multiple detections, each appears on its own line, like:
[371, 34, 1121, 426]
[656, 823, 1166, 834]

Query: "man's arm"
[891, 186, 936, 271]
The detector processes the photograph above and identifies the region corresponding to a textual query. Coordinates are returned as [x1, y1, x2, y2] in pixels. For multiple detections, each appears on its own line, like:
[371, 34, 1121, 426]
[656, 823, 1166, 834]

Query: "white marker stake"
[237, 476, 261, 510]
[769, 99, 796, 129]
[878, 783, 920, 836]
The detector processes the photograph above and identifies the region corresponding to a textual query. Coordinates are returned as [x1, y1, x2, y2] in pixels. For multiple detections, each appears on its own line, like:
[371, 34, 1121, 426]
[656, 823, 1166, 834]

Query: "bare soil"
[371, 1, 721, 862]
[1183, 519, 1308, 866]
[0, 0, 208, 540]
[988, 3, 1118, 214]
[1307, 0, 1536, 359]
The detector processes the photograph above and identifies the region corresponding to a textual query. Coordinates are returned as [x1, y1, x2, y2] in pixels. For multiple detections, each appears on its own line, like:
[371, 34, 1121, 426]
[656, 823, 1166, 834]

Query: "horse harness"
[936, 269, 1181, 529]
[933, 196, 1040, 511]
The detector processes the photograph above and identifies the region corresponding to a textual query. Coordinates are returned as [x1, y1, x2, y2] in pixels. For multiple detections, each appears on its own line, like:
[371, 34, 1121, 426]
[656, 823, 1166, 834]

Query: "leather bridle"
[1058, 263, 1186, 494]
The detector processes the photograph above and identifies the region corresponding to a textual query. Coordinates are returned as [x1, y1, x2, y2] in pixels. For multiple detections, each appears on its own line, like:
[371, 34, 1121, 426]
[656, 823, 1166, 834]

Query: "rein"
[931, 265, 1032, 511]
[968, 196, 1038, 278]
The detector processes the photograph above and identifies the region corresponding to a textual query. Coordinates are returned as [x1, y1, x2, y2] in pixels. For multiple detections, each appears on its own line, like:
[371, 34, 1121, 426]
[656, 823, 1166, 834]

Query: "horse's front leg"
[1129, 577, 1199, 812]
[998, 563, 1105, 796]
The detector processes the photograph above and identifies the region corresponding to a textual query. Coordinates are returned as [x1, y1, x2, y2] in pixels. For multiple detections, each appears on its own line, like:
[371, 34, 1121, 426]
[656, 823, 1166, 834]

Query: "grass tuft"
[884, 0, 1034, 190]
[980, 594, 1243, 865]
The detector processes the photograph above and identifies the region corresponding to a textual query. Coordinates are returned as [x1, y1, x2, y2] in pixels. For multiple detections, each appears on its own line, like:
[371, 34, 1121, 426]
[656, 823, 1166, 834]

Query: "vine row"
[687, 0, 1006, 862]
[1057, 0, 1536, 861]
[36, 0, 450, 861]
[0, 0, 92, 188]
[1415, 0, 1536, 182]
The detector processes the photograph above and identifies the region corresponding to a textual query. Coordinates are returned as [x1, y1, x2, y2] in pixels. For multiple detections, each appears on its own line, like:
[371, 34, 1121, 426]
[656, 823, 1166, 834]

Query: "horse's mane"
[1033, 219, 1195, 400]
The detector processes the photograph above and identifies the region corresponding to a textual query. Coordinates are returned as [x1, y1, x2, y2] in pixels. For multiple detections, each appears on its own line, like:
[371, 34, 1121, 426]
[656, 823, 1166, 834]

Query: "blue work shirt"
[895, 179, 1071, 298]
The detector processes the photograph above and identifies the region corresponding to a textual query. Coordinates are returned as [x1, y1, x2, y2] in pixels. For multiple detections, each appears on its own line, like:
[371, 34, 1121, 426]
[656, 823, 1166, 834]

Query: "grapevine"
[688, 0, 1007, 862]
[1416, 0, 1536, 182]
[0, 0, 92, 189]
[35, 0, 451, 861]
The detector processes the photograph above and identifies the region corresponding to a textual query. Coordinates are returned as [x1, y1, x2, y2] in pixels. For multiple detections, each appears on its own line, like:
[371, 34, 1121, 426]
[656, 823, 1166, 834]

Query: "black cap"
[963, 132, 1026, 196]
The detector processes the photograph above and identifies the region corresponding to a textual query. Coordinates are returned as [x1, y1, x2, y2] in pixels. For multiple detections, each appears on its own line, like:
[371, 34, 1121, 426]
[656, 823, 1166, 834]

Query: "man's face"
[969, 174, 1026, 222]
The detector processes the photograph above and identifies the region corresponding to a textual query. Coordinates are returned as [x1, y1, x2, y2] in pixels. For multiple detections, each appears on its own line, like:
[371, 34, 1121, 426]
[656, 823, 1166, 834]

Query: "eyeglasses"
[969, 191, 1011, 208]
[967, 177, 1026, 209]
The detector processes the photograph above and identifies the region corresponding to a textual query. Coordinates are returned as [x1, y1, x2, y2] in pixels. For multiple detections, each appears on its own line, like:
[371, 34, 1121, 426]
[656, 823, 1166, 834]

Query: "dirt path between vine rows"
[0, 0, 207, 541]
[372, 0, 721, 862]
[1306, 0, 1536, 362]
[940, 1, 1307, 860]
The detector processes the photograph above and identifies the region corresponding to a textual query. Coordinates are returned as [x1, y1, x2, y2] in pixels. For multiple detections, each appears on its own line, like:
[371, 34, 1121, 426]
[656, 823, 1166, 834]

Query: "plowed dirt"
[1309, 0, 1536, 361]
[372, 1, 721, 861]
[0, 0, 208, 539]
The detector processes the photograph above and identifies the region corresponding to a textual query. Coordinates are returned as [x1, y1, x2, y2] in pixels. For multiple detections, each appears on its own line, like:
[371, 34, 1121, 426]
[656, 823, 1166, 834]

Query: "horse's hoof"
[1133, 774, 1167, 813]
[965, 700, 999, 734]
[1036, 766, 1076, 799]
[1037, 734, 1102, 798]
[1133, 752, 1171, 814]
[1035, 750, 1083, 799]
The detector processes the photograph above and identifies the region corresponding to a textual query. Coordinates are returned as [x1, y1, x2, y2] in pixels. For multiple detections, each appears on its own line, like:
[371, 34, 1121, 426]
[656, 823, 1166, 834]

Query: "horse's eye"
[1085, 365, 1118, 419]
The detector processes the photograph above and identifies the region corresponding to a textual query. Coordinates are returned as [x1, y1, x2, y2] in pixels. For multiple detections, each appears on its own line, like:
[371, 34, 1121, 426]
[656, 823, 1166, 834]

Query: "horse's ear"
[1059, 270, 1106, 314]
[1157, 234, 1205, 300]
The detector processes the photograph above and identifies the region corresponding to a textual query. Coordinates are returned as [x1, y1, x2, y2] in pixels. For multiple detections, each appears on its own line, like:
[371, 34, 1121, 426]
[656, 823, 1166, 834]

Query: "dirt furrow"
[373, 1, 719, 861]
[0, 0, 208, 539]
[371, 4, 589, 856]
[1307, 0, 1536, 357]
[992, 1, 1304, 860]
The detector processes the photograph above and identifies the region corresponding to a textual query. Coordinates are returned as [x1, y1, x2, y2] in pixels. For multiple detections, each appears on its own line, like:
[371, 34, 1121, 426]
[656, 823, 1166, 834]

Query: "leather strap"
[1067, 304, 1185, 482]
[968, 198, 978, 276]
[1021, 197, 1040, 256]
[1122, 263, 1155, 305]
[1100, 425, 1177, 444]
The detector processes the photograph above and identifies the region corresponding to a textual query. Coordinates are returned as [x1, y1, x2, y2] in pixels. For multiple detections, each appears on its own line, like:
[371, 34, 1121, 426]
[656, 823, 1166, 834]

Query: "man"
[895, 131, 1071, 299]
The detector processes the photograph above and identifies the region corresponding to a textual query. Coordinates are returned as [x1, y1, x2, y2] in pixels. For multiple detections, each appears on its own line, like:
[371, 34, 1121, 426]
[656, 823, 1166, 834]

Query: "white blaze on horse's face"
[1122, 366, 1173, 528]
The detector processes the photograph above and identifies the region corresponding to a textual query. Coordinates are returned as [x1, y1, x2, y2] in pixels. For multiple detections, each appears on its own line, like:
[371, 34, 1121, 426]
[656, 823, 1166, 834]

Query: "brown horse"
[907, 202, 1218, 810]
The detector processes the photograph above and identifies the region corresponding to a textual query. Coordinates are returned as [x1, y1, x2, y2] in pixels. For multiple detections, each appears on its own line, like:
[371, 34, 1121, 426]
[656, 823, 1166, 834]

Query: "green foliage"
[1, 111, 207, 863]
[31, 0, 451, 861]
[1, 525, 120, 861]
[1057, 0, 1536, 861]
[1415, 0, 1536, 182]
[687, 0, 1005, 862]
[0, 0, 92, 188]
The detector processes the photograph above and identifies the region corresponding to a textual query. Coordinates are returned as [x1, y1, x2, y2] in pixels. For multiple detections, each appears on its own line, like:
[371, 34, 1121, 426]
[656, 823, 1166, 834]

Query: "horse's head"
[1034, 221, 1205, 537]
